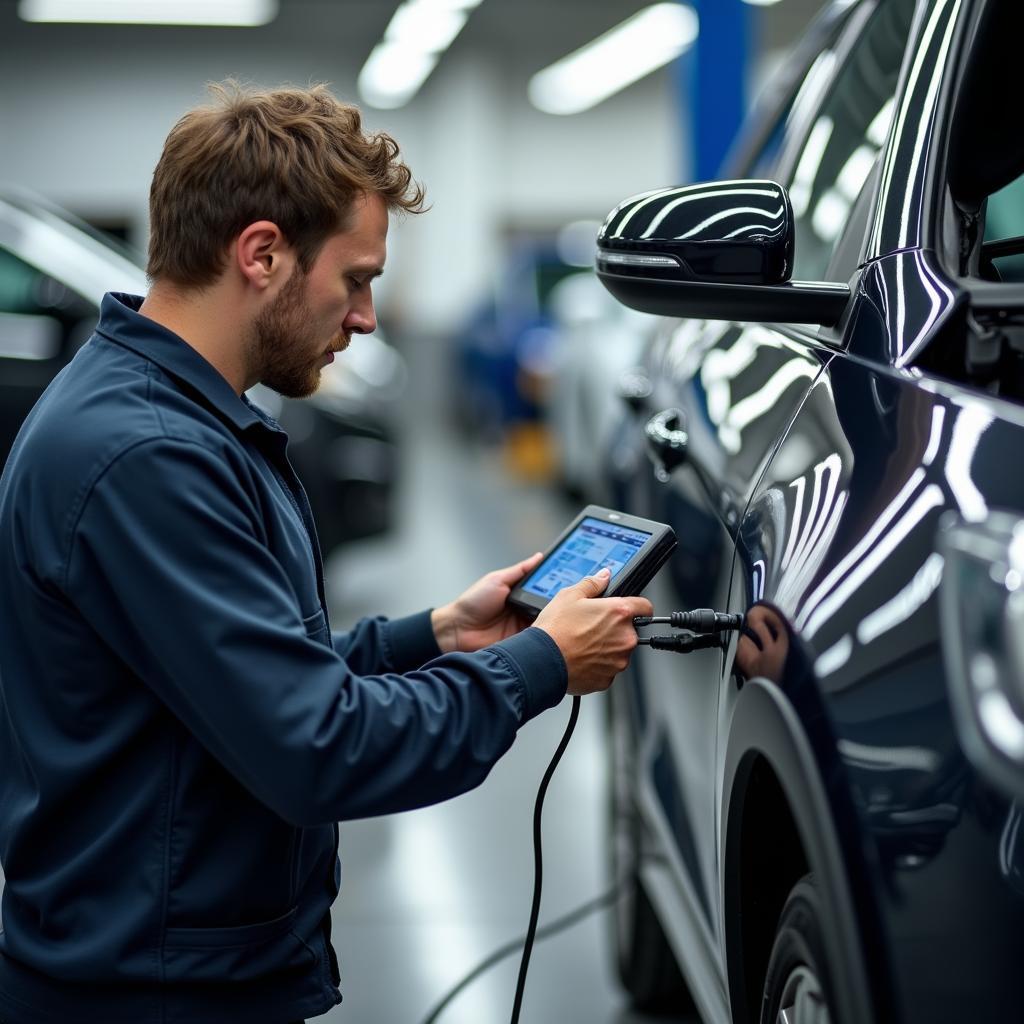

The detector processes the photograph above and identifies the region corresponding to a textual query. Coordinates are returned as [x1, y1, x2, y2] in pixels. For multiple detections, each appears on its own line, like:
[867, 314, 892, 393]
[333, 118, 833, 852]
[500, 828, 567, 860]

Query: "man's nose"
[345, 291, 377, 335]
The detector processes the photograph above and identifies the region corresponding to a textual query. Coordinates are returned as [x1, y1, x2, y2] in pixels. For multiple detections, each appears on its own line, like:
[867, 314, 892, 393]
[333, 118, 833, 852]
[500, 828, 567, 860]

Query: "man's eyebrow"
[350, 265, 385, 279]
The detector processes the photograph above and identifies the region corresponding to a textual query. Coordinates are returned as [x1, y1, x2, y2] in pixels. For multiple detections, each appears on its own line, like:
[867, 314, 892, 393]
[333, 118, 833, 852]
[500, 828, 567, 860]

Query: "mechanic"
[0, 82, 650, 1024]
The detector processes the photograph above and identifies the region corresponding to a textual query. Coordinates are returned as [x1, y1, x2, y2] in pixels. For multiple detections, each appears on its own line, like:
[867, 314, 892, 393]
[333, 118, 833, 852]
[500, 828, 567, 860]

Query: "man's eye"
[348, 276, 363, 289]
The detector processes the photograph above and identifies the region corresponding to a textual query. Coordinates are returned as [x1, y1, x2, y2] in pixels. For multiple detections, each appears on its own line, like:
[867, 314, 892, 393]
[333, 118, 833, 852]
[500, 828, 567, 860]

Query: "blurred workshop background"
[0, 1, 826, 1020]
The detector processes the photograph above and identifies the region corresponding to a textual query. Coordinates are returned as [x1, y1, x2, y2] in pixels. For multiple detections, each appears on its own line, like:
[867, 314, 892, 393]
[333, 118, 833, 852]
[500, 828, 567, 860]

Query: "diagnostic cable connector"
[632, 608, 744, 634]
[636, 633, 724, 654]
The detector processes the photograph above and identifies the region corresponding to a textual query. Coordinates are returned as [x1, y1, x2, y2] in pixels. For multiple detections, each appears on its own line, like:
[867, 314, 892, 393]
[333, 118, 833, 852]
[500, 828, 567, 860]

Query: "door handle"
[645, 408, 688, 479]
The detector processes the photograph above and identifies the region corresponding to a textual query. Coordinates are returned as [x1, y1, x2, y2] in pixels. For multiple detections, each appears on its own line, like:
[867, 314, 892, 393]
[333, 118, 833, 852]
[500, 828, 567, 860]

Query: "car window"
[982, 173, 1024, 282]
[751, 44, 840, 182]
[0, 246, 50, 315]
[0, 247, 65, 361]
[787, 0, 916, 280]
[0, 245, 96, 361]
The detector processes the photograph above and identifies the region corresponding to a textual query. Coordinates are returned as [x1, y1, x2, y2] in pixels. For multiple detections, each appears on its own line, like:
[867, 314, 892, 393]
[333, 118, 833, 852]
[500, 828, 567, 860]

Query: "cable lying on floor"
[510, 694, 581, 1024]
[417, 878, 619, 1024]
[417, 693, 610, 1024]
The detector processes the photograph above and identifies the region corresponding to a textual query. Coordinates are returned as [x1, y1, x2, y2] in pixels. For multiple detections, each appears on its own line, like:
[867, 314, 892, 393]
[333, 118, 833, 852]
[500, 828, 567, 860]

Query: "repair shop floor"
[322, 335, 696, 1024]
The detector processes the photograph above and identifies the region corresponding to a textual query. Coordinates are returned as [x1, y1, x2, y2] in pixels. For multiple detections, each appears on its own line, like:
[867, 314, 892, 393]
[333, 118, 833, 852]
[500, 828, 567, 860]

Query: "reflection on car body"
[598, 1, 1024, 1021]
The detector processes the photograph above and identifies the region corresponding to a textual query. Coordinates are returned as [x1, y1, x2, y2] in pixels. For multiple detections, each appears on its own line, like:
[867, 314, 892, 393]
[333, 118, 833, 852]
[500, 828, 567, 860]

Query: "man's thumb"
[576, 567, 611, 597]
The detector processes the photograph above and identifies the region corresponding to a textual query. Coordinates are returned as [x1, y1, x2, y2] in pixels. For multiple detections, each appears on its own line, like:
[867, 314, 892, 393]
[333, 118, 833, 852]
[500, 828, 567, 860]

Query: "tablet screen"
[521, 516, 651, 599]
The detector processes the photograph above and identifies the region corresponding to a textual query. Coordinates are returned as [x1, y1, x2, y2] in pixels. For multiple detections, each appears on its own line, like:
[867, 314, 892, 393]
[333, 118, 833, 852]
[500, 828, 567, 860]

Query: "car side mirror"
[596, 179, 850, 326]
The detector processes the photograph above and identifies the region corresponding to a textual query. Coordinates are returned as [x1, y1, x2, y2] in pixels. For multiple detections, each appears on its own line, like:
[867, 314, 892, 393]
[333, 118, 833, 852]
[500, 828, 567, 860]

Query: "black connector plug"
[636, 634, 724, 654]
[633, 609, 743, 634]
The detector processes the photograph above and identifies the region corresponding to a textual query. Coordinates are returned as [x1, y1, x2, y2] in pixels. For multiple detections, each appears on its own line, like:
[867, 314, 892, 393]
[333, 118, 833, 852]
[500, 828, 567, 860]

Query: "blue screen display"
[522, 517, 651, 599]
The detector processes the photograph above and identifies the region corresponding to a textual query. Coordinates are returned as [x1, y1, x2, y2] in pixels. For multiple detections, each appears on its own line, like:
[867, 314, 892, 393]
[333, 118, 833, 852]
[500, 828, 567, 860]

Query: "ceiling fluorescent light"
[19, 0, 277, 26]
[358, 42, 439, 110]
[529, 3, 699, 116]
[742, 0, 783, 6]
[387, 2, 467, 53]
[409, 0, 484, 12]
[358, 0, 483, 109]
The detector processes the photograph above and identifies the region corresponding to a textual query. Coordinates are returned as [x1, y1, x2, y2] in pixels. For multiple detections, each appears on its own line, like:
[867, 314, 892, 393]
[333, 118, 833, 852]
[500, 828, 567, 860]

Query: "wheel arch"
[721, 678, 887, 1024]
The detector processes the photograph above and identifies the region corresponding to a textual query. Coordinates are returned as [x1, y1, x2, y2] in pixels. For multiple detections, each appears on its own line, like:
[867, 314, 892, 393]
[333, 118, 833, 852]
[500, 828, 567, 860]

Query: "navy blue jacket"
[0, 293, 567, 1023]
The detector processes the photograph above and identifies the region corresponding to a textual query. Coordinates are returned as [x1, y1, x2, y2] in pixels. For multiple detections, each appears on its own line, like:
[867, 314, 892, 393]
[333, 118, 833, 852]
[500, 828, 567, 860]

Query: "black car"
[596, 1, 1024, 1021]
[0, 188, 405, 554]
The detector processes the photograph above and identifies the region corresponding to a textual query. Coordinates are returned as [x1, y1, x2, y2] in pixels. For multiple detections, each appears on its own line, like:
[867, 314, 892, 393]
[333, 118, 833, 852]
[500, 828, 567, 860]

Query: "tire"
[760, 875, 837, 1024]
[607, 684, 696, 1014]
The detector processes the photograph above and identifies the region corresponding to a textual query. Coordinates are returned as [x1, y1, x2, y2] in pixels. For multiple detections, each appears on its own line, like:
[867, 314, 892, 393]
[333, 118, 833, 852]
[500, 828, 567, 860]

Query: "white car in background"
[546, 270, 654, 504]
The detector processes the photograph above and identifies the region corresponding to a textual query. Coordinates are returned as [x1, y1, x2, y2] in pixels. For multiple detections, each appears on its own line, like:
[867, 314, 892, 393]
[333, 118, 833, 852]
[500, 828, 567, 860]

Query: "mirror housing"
[596, 179, 850, 326]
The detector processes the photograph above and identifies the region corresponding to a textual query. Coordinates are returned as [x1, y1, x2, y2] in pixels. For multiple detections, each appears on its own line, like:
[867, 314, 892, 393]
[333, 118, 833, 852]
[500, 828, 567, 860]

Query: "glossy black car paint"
[597, 180, 794, 285]
[596, 180, 852, 327]
[602, 0, 1024, 1021]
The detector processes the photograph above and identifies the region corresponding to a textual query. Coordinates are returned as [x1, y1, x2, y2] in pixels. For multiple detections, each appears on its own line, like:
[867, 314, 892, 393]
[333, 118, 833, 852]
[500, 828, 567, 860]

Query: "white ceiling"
[0, 0, 830, 85]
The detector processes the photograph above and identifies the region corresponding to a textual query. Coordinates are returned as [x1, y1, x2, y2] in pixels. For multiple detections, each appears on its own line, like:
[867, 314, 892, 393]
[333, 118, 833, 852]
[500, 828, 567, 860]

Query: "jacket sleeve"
[64, 437, 567, 826]
[329, 611, 442, 674]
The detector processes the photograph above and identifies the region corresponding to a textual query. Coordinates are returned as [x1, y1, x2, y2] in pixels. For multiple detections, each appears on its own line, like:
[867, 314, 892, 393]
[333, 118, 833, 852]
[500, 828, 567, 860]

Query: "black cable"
[418, 610, 727, 1024]
[636, 633, 724, 653]
[417, 881, 618, 1024]
[418, 613, 734, 1023]
[632, 608, 743, 633]
[510, 693, 581, 1024]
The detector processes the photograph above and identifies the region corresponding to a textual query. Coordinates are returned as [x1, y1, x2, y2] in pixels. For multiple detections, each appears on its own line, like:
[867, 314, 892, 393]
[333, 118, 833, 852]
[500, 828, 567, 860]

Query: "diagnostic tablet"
[508, 505, 677, 617]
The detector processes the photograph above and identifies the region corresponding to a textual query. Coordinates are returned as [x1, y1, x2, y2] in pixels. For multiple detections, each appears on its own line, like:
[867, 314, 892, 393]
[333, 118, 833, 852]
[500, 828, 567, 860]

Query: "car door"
[718, 0, 918, 837]
[632, 316, 828, 957]
[723, 0, 1024, 1018]
[617, 0, 894, 998]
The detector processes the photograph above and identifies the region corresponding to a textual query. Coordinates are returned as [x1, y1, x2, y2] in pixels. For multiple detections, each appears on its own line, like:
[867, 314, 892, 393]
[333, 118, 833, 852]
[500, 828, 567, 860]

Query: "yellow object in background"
[502, 422, 557, 482]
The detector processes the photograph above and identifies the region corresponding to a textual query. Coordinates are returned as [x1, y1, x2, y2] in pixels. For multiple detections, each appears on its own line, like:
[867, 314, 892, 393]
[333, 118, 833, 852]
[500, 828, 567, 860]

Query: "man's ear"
[234, 221, 295, 291]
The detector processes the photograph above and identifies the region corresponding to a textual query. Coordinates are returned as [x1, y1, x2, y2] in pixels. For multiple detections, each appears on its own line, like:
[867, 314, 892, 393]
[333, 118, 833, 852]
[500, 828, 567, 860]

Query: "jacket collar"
[95, 292, 274, 435]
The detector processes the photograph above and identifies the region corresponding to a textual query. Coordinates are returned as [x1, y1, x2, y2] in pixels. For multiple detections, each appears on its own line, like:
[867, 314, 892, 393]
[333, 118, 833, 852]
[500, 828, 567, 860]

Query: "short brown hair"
[147, 81, 425, 287]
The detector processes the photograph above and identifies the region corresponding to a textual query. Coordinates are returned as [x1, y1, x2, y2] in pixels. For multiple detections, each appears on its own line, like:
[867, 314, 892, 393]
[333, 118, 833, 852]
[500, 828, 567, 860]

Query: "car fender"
[720, 676, 883, 1024]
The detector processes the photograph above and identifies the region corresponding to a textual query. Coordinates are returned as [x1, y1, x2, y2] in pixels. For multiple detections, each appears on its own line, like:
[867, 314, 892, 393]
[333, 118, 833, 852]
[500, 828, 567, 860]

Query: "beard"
[248, 269, 346, 399]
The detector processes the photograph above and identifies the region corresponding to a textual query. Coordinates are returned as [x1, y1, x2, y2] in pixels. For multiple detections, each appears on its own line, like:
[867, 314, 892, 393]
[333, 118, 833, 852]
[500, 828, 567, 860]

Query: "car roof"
[0, 185, 148, 305]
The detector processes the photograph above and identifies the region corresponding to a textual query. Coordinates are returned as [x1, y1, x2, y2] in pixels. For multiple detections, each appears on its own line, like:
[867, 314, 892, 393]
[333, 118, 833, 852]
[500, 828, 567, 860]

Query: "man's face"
[250, 192, 388, 398]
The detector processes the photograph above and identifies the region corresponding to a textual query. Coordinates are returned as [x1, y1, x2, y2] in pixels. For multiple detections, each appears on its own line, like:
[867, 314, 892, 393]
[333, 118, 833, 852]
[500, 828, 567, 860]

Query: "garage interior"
[0, 2, 873, 1022]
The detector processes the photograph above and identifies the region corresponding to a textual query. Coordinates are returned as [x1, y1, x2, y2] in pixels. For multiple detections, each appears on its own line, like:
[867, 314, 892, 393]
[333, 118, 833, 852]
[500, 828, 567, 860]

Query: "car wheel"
[607, 684, 696, 1013]
[760, 875, 836, 1024]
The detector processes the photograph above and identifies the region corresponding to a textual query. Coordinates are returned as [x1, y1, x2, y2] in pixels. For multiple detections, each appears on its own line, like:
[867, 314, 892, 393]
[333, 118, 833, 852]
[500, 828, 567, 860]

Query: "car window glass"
[748, 75, 818, 181]
[982, 173, 1024, 282]
[752, 45, 838, 181]
[749, 117, 788, 180]
[0, 245, 92, 361]
[0, 246, 50, 315]
[787, 0, 916, 279]
[825, 157, 882, 283]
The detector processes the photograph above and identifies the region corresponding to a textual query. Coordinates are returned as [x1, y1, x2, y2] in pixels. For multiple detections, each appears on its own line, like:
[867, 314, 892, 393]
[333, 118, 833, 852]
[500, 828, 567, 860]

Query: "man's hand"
[431, 552, 545, 654]
[533, 569, 653, 695]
